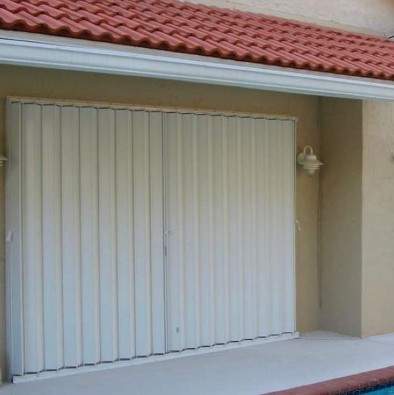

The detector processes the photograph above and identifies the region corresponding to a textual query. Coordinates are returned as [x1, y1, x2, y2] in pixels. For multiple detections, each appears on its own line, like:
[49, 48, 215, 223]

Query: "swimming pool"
[363, 385, 394, 394]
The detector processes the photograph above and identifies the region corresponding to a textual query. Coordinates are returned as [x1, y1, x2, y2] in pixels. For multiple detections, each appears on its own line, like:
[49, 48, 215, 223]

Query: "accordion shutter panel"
[6, 100, 165, 378]
[164, 113, 295, 351]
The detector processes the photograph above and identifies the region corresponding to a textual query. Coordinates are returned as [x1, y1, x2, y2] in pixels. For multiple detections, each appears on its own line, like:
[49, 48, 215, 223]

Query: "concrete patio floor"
[2, 331, 394, 395]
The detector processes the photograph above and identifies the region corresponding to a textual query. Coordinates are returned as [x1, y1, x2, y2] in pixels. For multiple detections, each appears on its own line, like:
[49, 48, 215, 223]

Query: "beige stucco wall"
[183, 0, 394, 36]
[0, 65, 321, 378]
[319, 98, 363, 336]
[319, 99, 394, 338]
[362, 101, 394, 337]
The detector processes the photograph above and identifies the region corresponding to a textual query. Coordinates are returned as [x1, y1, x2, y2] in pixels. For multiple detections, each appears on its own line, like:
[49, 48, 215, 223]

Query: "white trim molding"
[0, 30, 394, 101]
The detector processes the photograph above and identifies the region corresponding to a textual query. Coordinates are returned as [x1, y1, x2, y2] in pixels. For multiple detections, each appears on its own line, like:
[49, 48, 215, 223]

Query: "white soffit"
[1, 30, 394, 101]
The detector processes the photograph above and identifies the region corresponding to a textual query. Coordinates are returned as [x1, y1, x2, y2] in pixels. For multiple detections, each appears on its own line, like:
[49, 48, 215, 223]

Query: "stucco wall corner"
[361, 100, 394, 337]
[318, 97, 363, 337]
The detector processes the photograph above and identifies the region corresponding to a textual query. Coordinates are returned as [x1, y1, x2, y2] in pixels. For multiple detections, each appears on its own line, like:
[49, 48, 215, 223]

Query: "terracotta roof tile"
[1, 0, 394, 80]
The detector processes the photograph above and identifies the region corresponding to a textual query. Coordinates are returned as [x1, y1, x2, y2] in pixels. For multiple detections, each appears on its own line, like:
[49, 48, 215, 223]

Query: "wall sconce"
[297, 146, 323, 176]
[0, 155, 8, 167]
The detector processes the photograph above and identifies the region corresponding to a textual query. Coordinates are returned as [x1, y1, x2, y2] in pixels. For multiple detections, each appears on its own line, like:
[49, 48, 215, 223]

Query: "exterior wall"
[183, 0, 394, 36]
[319, 99, 394, 338]
[319, 98, 363, 336]
[0, 65, 320, 378]
[362, 101, 394, 337]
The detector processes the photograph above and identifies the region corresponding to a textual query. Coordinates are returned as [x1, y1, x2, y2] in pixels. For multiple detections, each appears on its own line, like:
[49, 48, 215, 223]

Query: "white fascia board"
[0, 30, 394, 101]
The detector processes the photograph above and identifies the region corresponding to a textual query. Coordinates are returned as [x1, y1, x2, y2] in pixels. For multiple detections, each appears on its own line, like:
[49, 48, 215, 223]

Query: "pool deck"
[1, 331, 394, 395]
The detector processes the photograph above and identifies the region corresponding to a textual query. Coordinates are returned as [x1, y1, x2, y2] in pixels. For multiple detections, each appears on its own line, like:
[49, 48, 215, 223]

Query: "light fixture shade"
[0, 155, 7, 167]
[297, 145, 323, 176]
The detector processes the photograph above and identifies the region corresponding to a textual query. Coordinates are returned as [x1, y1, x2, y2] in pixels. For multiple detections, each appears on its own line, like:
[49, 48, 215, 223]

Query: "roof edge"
[0, 30, 394, 101]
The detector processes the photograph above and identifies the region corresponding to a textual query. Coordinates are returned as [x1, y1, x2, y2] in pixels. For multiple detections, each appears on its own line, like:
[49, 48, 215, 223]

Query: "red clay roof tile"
[1, 0, 394, 80]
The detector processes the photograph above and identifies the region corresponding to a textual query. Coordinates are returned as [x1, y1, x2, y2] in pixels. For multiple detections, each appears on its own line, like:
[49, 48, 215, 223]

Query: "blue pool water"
[364, 386, 394, 394]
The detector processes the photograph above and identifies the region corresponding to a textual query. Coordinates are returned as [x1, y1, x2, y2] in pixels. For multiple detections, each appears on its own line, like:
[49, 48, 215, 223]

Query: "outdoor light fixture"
[0, 155, 7, 167]
[297, 145, 323, 176]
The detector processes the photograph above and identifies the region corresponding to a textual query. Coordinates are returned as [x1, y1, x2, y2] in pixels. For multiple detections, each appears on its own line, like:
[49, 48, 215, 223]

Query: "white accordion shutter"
[6, 98, 295, 380]
[164, 113, 295, 351]
[6, 100, 166, 378]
